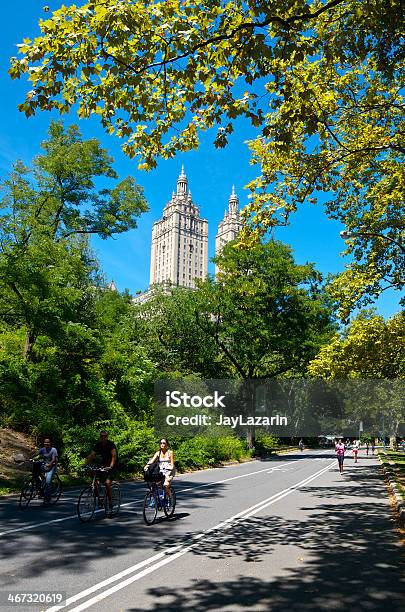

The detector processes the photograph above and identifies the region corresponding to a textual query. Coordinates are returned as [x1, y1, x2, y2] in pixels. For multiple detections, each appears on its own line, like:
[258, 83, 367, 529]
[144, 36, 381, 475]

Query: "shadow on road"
[136, 462, 405, 612]
[1, 459, 403, 612]
[0, 478, 229, 585]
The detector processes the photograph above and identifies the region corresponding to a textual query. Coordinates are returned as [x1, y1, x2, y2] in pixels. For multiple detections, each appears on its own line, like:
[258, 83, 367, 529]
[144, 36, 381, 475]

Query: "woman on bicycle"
[145, 438, 175, 496]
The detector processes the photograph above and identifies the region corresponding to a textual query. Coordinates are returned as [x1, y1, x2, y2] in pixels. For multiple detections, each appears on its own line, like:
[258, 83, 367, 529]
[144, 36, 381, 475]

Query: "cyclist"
[145, 438, 175, 497]
[84, 431, 118, 517]
[37, 438, 58, 504]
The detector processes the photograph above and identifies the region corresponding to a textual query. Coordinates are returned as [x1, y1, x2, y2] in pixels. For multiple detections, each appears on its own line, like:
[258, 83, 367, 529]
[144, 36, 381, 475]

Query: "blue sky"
[0, 2, 402, 318]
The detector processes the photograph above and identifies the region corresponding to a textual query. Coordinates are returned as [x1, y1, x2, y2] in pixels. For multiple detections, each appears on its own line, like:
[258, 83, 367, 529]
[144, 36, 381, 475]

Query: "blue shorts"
[337, 455, 344, 465]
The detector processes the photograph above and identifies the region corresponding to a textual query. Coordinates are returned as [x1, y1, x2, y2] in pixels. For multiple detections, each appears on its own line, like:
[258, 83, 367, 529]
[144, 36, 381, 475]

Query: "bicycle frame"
[143, 478, 176, 525]
[147, 481, 165, 511]
[19, 460, 62, 509]
[86, 468, 107, 499]
[77, 466, 121, 522]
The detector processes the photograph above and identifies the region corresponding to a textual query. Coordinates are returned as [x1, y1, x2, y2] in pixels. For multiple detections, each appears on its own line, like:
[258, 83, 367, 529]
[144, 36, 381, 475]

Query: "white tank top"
[159, 451, 172, 474]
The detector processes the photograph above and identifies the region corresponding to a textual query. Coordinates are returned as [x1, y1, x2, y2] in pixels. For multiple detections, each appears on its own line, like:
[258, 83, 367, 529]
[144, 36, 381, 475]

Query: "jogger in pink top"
[335, 439, 345, 474]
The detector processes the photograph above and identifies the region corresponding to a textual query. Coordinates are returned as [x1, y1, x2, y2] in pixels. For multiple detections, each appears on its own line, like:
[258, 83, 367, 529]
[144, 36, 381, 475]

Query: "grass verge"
[379, 450, 405, 501]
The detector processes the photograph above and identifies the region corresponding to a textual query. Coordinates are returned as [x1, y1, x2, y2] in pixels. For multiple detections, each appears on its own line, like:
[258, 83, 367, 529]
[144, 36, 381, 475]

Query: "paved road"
[0, 450, 403, 611]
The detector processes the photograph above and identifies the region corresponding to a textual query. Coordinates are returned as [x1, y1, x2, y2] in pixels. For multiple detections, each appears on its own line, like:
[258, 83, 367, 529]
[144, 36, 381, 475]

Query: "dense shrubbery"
[254, 432, 279, 455]
[174, 436, 249, 472]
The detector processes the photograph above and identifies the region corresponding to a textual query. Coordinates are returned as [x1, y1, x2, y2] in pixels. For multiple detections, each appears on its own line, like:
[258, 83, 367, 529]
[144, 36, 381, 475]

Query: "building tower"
[150, 167, 208, 289]
[215, 186, 244, 273]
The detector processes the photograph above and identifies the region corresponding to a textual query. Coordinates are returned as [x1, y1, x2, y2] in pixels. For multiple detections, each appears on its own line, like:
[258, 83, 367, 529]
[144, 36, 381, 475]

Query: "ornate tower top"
[176, 165, 188, 196]
[228, 185, 239, 216]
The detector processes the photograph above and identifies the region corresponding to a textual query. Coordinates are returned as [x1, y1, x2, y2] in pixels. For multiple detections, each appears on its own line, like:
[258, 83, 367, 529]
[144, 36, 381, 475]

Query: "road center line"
[47, 460, 335, 612]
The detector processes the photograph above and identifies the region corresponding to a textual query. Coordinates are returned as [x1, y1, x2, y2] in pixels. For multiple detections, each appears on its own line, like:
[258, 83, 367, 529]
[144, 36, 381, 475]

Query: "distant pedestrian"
[371, 440, 375, 455]
[366, 441, 369, 456]
[335, 438, 345, 474]
[352, 441, 359, 463]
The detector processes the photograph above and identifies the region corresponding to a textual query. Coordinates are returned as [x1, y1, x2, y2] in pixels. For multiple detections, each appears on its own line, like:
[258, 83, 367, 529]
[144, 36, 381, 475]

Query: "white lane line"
[47, 461, 335, 612]
[266, 466, 292, 473]
[0, 459, 306, 537]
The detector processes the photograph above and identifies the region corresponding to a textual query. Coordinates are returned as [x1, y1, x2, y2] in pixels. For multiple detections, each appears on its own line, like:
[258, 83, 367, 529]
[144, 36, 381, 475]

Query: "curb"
[378, 453, 405, 525]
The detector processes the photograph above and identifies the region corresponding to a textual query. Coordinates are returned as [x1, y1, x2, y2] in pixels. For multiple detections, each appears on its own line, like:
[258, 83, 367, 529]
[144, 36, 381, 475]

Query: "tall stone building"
[149, 167, 208, 289]
[215, 186, 244, 273]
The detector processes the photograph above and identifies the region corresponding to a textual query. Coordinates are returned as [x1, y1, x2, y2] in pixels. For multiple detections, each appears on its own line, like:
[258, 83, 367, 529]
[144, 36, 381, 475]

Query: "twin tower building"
[148, 167, 243, 292]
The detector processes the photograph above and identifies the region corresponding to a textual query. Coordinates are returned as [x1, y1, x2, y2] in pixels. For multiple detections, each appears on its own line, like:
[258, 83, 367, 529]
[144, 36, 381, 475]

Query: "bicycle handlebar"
[83, 465, 110, 473]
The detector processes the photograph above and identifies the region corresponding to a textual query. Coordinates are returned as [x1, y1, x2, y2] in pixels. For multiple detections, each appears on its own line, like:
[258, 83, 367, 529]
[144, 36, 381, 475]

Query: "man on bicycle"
[84, 431, 118, 517]
[38, 438, 58, 504]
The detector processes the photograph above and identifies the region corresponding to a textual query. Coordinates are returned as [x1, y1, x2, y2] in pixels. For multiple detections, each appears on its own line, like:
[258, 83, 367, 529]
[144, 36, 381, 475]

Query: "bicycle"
[143, 475, 176, 525]
[77, 466, 121, 522]
[19, 460, 62, 509]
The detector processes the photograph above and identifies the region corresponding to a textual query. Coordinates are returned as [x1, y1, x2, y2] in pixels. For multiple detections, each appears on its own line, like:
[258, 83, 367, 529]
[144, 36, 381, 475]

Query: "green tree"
[1, 122, 148, 242]
[95, 291, 158, 418]
[308, 311, 405, 443]
[0, 240, 107, 429]
[0, 122, 148, 357]
[134, 287, 226, 378]
[308, 311, 405, 379]
[10, 1, 404, 315]
[198, 240, 335, 379]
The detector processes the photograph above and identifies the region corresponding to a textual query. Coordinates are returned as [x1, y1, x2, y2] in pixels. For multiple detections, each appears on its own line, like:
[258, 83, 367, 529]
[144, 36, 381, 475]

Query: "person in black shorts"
[85, 431, 118, 517]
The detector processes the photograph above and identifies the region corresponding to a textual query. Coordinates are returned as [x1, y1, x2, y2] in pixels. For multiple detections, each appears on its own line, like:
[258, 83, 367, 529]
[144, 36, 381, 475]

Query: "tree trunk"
[246, 380, 256, 449]
[389, 436, 397, 450]
[246, 427, 255, 449]
[23, 328, 35, 360]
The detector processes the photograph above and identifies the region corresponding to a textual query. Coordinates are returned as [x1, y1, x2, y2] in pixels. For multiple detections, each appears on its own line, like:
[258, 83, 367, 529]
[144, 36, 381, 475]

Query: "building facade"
[149, 167, 209, 289]
[215, 185, 244, 273]
[133, 170, 244, 304]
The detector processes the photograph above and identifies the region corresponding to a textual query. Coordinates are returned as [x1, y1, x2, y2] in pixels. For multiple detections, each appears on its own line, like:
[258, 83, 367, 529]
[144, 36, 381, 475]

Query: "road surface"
[0, 449, 403, 611]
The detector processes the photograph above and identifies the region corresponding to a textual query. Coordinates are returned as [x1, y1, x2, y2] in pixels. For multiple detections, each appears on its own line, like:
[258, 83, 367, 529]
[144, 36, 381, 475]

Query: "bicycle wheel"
[19, 479, 34, 509]
[143, 491, 157, 525]
[105, 482, 121, 517]
[77, 486, 96, 522]
[50, 474, 62, 504]
[164, 488, 176, 518]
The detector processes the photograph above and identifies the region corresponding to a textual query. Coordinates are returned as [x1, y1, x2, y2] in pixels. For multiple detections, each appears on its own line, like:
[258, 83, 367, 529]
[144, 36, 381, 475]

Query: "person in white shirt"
[38, 438, 58, 503]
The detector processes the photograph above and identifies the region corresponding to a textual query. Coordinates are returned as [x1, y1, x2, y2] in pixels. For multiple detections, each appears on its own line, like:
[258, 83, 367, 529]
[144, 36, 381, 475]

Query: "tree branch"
[98, 0, 346, 77]
[194, 309, 247, 378]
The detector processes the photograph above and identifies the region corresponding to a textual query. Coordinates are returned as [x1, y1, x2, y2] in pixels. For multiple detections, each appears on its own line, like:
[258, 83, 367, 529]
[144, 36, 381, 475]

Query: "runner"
[335, 438, 345, 474]
[352, 440, 359, 463]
